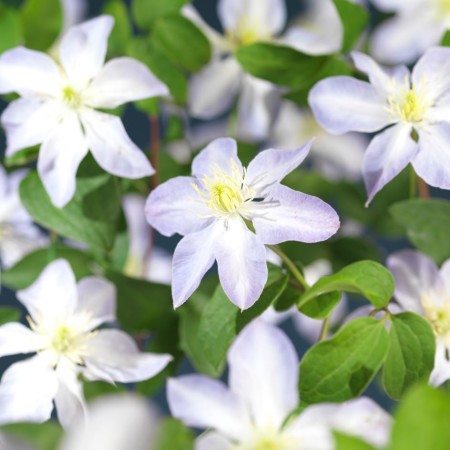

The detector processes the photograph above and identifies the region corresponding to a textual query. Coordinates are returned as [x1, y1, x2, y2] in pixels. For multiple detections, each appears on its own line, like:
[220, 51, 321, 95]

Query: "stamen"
[63, 86, 82, 109]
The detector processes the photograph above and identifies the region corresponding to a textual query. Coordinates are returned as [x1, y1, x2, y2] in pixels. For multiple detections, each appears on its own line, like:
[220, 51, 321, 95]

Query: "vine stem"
[418, 177, 430, 199]
[319, 316, 330, 341]
[267, 245, 309, 290]
[149, 114, 160, 190]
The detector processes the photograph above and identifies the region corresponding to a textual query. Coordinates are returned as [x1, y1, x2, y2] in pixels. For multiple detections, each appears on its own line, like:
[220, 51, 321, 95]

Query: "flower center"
[63, 86, 82, 109]
[421, 294, 450, 337]
[437, 0, 450, 14]
[227, 16, 272, 47]
[387, 78, 429, 124]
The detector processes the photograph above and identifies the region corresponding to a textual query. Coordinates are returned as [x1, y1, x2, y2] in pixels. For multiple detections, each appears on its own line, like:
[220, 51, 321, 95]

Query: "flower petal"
[83, 329, 171, 383]
[214, 217, 268, 310]
[192, 137, 242, 179]
[0, 323, 40, 357]
[0, 356, 58, 425]
[246, 140, 312, 192]
[37, 109, 88, 208]
[413, 123, 450, 190]
[309, 76, 389, 134]
[167, 375, 251, 441]
[17, 259, 78, 324]
[363, 124, 418, 205]
[430, 340, 450, 386]
[59, 15, 114, 89]
[196, 432, 233, 450]
[172, 223, 218, 308]
[439, 259, 450, 295]
[0, 47, 62, 96]
[218, 0, 286, 38]
[1, 98, 63, 156]
[81, 109, 153, 179]
[387, 250, 443, 314]
[228, 320, 299, 430]
[76, 277, 116, 329]
[251, 185, 340, 245]
[145, 177, 212, 237]
[188, 57, 241, 119]
[84, 57, 168, 109]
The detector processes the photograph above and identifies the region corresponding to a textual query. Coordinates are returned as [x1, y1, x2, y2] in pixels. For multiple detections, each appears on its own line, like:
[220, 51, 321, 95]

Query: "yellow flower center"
[387, 78, 429, 124]
[235, 433, 295, 450]
[421, 294, 450, 337]
[63, 86, 82, 109]
[437, 0, 450, 14]
[227, 16, 272, 48]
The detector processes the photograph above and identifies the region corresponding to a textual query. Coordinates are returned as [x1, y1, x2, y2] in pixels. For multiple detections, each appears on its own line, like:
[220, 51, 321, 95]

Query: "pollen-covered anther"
[421, 294, 450, 336]
[62, 86, 83, 109]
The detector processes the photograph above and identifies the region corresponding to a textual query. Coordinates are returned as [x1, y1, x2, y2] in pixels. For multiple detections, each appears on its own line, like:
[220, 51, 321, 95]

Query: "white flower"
[0, 15, 169, 208]
[0, 259, 171, 428]
[168, 320, 392, 449]
[0, 166, 48, 268]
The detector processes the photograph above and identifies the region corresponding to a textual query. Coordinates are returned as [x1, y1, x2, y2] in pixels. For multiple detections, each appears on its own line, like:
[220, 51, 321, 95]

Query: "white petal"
[214, 217, 268, 310]
[59, 15, 114, 89]
[81, 109, 154, 179]
[84, 57, 168, 109]
[430, 340, 450, 386]
[370, 0, 421, 11]
[145, 177, 212, 237]
[251, 185, 340, 245]
[309, 77, 389, 134]
[1, 98, 64, 156]
[188, 57, 241, 119]
[0, 356, 58, 425]
[172, 223, 218, 308]
[439, 259, 450, 295]
[0, 323, 39, 357]
[38, 110, 89, 208]
[0, 47, 62, 96]
[76, 277, 116, 329]
[55, 359, 86, 430]
[386, 250, 443, 314]
[196, 432, 233, 450]
[218, 0, 286, 38]
[17, 259, 78, 324]
[363, 124, 418, 205]
[236, 75, 278, 142]
[83, 329, 171, 383]
[246, 140, 312, 193]
[61, 0, 87, 31]
[228, 320, 299, 430]
[413, 123, 450, 189]
[144, 248, 173, 285]
[167, 375, 251, 441]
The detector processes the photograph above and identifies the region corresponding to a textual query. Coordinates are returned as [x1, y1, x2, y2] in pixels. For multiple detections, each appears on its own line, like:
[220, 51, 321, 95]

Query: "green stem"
[409, 166, 417, 198]
[267, 245, 309, 290]
[319, 316, 330, 341]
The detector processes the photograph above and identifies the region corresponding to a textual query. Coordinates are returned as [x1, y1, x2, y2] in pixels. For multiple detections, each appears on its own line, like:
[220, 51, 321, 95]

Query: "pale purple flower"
[0, 15, 169, 208]
[145, 137, 339, 310]
[0, 259, 171, 428]
[309, 48, 450, 204]
[387, 250, 450, 386]
[168, 320, 392, 449]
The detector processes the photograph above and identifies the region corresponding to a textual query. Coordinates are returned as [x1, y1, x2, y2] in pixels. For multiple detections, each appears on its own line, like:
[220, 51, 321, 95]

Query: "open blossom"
[183, 0, 344, 142]
[0, 166, 48, 268]
[387, 250, 450, 386]
[0, 259, 171, 428]
[309, 48, 450, 204]
[145, 137, 339, 310]
[370, 0, 450, 64]
[168, 320, 392, 450]
[0, 15, 169, 208]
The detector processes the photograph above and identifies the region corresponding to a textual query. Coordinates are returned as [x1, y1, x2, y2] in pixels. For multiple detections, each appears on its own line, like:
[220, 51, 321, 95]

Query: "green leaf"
[4, 145, 39, 168]
[298, 261, 394, 311]
[19, 163, 121, 254]
[333, 0, 369, 52]
[155, 418, 194, 450]
[441, 30, 450, 46]
[383, 312, 436, 400]
[0, 5, 22, 53]
[132, 0, 189, 30]
[104, 0, 132, 55]
[152, 13, 211, 72]
[236, 42, 330, 89]
[299, 291, 341, 319]
[2, 245, 94, 290]
[1, 422, 63, 450]
[21, 0, 62, 51]
[389, 385, 450, 450]
[0, 307, 20, 325]
[334, 432, 376, 450]
[390, 198, 450, 265]
[299, 318, 390, 405]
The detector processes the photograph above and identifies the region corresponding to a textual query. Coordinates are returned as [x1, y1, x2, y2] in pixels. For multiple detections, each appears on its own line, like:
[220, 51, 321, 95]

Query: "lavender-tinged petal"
[196, 432, 233, 450]
[430, 340, 450, 386]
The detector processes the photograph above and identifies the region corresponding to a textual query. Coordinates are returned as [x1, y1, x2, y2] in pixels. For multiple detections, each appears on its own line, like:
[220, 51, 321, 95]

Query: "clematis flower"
[271, 101, 366, 182]
[183, 0, 344, 142]
[387, 250, 450, 386]
[0, 15, 169, 208]
[145, 137, 339, 310]
[309, 48, 450, 204]
[168, 320, 392, 449]
[0, 259, 171, 428]
[0, 166, 48, 268]
[370, 0, 450, 65]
